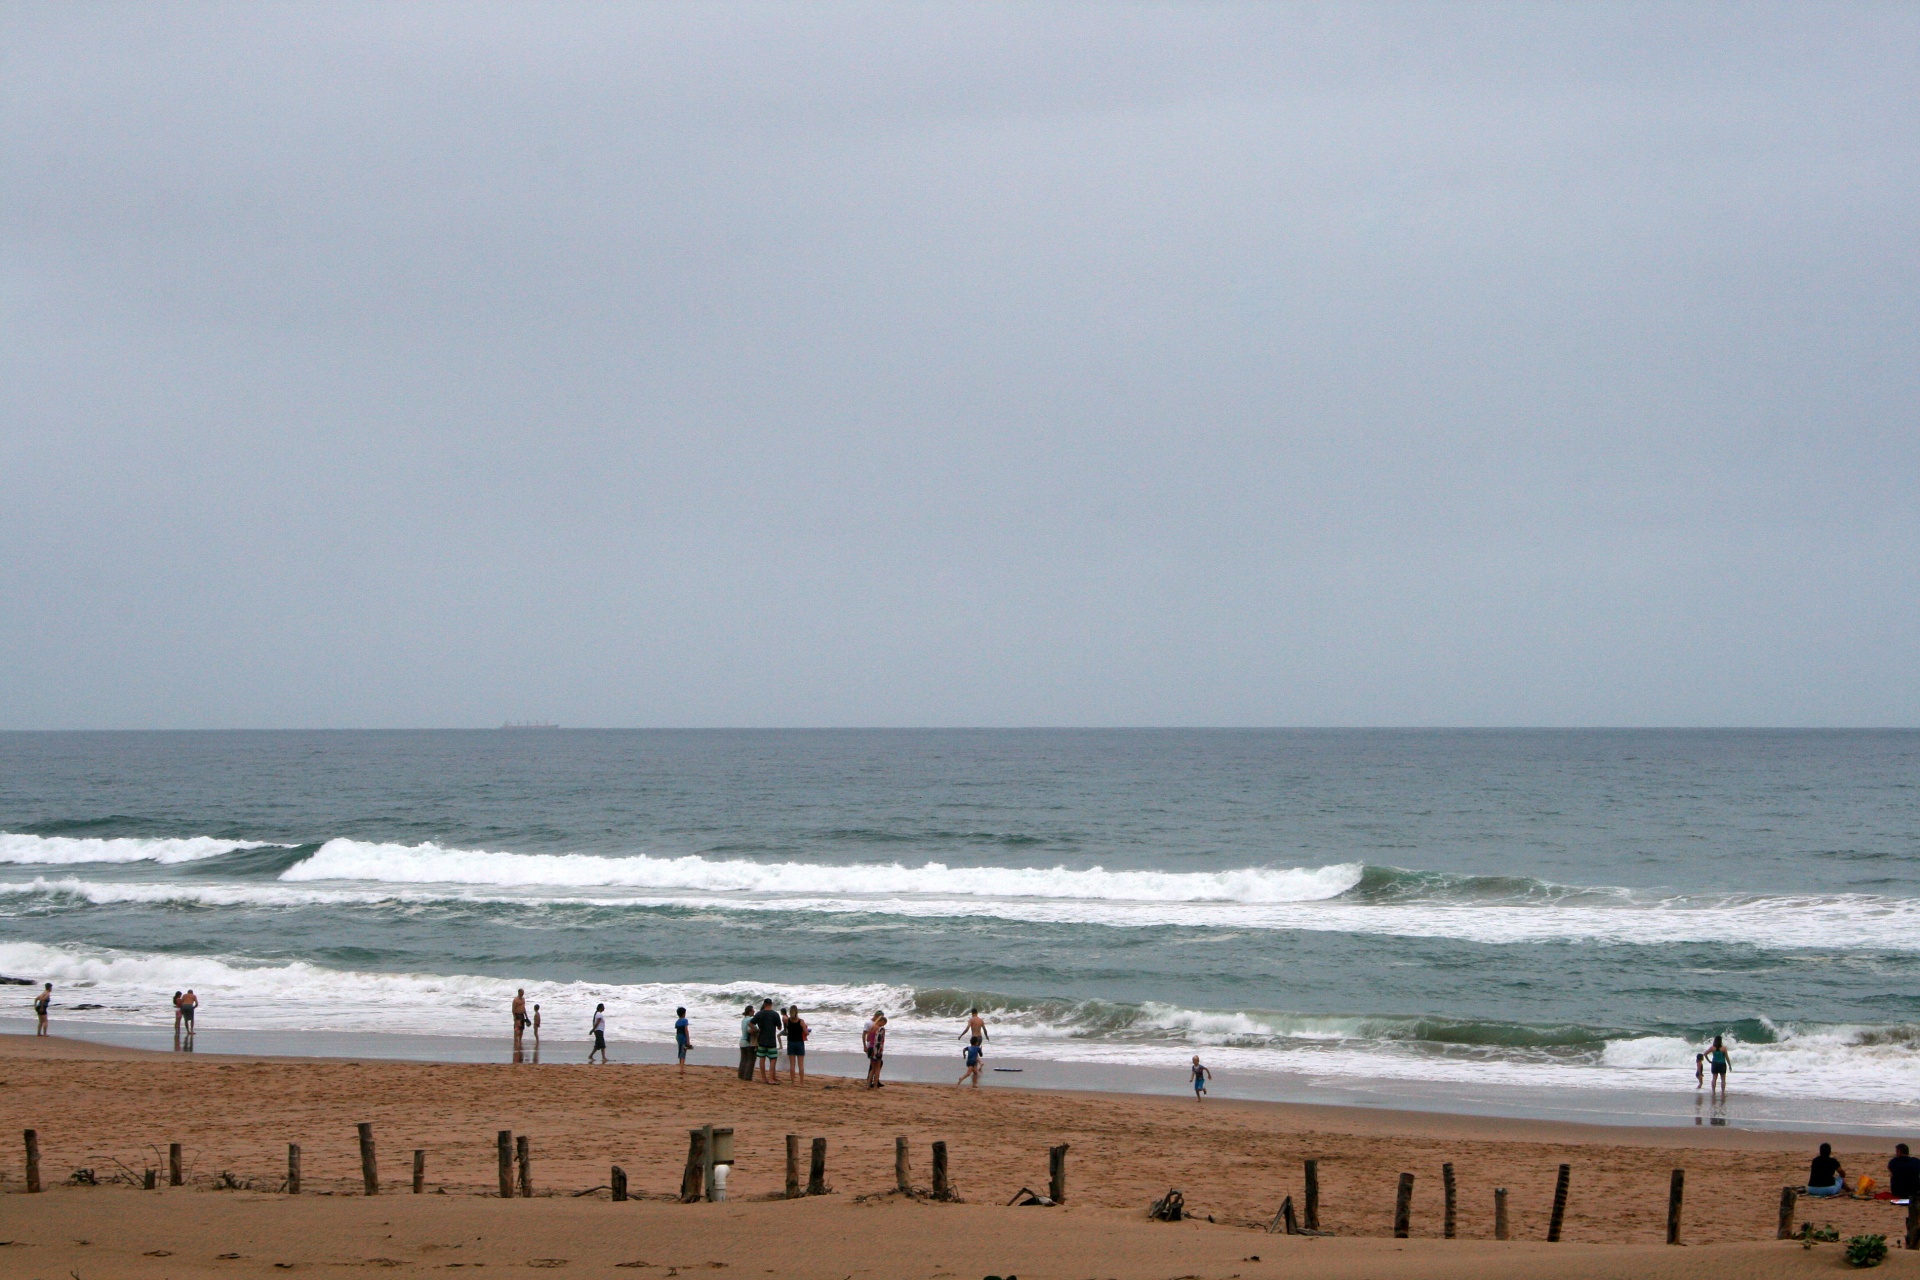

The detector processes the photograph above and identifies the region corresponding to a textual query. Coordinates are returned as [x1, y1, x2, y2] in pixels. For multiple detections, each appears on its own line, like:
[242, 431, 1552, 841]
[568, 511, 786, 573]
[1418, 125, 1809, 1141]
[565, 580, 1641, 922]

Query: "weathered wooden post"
[1048, 1143, 1069, 1205]
[786, 1135, 801, 1199]
[358, 1123, 379, 1195]
[1777, 1186, 1797, 1240]
[1494, 1187, 1509, 1240]
[611, 1166, 628, 1202]
[680, 1129, 706, 1202]
[1304, 1158, 1320, 1231]
[22, 1130, 40, 1193]
[169, 1142, 183, 1187]
[413, 1149, 426, 1195]
[144, 1167, 157, 1190]
[1442, 1162, 1457, 1239]
[1666, 1169, 1684, 1245]
[1547, 1164, 1570, 1242]
[896, 1135, 912, 1194]
[497, 1131, 515, 1199]
[807, 1137, 827, 1196]
[700, 1125, 715, 1204]
[932, 1141, 950, 1201]
[516, 1134, 532, 1197]
[288, 1144, 301, 1195]
[1393, 1172, 1414, 1238]
[1906, 1197, 1920, 1253]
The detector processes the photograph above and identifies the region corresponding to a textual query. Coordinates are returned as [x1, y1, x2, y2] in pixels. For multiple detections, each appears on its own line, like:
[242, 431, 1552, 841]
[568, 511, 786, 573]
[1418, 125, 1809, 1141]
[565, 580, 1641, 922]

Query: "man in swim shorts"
[960, 1007, 991, 1045]
[512, 989, 528, 1047]
[752, 998, 783, 1084]
[674, 1006, 692, 1074]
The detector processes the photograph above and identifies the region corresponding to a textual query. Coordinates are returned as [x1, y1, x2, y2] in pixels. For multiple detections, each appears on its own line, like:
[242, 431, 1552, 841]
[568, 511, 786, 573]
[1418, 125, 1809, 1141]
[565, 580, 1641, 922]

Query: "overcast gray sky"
[2, 3, 1915, 729]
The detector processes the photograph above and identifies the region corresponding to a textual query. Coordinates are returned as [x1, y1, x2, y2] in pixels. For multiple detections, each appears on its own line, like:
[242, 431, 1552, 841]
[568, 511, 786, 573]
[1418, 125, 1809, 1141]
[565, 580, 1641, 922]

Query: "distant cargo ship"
[499, 721, 560, 730]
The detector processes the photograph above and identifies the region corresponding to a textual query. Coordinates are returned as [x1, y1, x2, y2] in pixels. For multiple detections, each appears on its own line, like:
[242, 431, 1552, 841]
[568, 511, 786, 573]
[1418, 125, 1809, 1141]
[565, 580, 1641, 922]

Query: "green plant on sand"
[1844, 1234, 1888, 1268]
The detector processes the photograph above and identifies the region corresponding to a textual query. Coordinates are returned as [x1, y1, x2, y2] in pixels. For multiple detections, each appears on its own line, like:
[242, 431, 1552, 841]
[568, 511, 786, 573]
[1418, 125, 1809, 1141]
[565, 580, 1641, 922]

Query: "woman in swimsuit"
[1707, 1035, 1731, 1100]
[784, 1006, 809, 1085]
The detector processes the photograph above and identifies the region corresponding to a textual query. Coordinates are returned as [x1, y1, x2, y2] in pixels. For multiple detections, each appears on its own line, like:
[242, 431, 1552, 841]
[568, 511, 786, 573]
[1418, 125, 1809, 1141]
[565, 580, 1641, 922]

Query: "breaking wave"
[0, 832, 283, 865]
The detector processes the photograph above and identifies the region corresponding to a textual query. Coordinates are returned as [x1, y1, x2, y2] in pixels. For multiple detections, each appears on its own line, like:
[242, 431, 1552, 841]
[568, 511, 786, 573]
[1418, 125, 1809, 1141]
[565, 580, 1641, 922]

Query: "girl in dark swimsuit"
[784, 1007, 809, 1084]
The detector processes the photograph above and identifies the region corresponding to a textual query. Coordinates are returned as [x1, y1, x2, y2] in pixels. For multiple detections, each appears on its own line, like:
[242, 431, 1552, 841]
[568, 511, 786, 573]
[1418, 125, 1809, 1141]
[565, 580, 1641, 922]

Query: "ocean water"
[3, 729, 1918, 1122]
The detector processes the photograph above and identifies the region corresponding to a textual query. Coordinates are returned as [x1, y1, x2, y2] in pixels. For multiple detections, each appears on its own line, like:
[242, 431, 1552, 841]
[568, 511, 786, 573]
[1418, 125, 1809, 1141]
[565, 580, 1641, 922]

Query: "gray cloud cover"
[2, 2, 1915, 727]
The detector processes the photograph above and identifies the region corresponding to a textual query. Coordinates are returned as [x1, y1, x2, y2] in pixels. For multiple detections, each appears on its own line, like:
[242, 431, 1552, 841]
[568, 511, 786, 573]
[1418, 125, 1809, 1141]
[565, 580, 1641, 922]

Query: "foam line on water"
[0, 833, 281, 865]
[6, 939, 1920, 1104]
[280, 839, 1369, 901]
[9, 873, 1920, 951]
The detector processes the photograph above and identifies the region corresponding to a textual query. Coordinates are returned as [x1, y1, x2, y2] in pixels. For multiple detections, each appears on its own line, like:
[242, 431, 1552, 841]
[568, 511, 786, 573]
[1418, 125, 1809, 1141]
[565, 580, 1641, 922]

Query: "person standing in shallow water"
[511, 989, 528, 1047]
[1706, 1035, 1731, 1100]
[33, 983, 51, 1036]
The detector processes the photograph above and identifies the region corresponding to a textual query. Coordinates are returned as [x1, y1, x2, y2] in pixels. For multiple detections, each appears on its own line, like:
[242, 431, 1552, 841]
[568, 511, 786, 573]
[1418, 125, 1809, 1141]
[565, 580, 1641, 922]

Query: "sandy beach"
[3, 1034, 1916, 1279]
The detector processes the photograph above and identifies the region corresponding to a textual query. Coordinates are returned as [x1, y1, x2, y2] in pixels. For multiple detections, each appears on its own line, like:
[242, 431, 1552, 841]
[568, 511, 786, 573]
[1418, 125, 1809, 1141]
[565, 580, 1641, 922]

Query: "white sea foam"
[281, 839, 1368, 902]
[9, 863, 1920, 952]
[6, 939, 1918, 1105]
[0, 833, 278, 865]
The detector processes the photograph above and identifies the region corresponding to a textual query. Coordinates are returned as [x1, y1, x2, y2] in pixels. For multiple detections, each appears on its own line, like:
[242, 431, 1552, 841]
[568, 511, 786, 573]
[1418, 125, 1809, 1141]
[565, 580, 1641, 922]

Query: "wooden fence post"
[1494, 1187, 1509, 1240]
[144, 1168, 157, 1190]
[1048, 1144, 1069, 1205]
[413, 1149, 426, 1195]
[1777, 1186, 1797, 1240]
[358, 1123, 379, 1195]
[932, 1141, 950, 1201]
[170, 1142, 183, 1187]
[612, 1165, 628, 1201]
[497, 1131, 515, 1199]
[680, 1129, 706, 1202]
[1547, 1164, 1570, 1242]
[1905, 1197, 1920, 1252]
[807, 1137, 827, 1196]
[288, 1144, 301, 1195]
[1666, 1169, 1684, 1245]
[1393, 1172, 1413, 1239]
[516, 1134, 532, 1197]
[786, 1135, 800, 1199]
[896, 1135, 911, 1194]
[1442, 1162, 1456, 1239]
[1304, 1158, 1320, 1231]
[22, 1130, 40, 1193]
[701, 1125, 715, 1203]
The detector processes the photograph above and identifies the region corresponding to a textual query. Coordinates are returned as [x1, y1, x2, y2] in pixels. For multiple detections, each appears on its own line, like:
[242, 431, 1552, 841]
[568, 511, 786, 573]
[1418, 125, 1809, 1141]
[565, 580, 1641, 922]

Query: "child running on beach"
[1190, 1054, 1211, 1100]
[958, 1037, 984, 1088]
[675, 1006, 692, 1074]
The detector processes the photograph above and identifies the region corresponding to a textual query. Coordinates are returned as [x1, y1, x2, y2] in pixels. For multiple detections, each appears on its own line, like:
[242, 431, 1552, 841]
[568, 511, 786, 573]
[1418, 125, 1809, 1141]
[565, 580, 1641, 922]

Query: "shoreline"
[9, 1016, 1918, 1136]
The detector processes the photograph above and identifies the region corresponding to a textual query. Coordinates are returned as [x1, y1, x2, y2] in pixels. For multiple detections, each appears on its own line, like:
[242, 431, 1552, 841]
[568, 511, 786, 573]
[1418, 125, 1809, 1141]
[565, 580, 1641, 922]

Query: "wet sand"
[1, 1034, 1914, 1279]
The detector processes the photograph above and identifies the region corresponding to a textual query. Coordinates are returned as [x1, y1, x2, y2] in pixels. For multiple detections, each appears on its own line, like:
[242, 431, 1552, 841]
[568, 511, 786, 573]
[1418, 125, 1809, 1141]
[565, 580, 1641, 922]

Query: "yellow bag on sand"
[1856, 1176, 1876, 1199]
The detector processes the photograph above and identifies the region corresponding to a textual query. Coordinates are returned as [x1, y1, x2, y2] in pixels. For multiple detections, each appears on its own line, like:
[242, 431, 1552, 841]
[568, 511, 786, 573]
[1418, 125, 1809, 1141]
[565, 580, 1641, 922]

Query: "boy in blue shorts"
[958, 1037, 984, 1088]
[1190, 1054, 1211, 1100]
[674, 1006, 692, 1074]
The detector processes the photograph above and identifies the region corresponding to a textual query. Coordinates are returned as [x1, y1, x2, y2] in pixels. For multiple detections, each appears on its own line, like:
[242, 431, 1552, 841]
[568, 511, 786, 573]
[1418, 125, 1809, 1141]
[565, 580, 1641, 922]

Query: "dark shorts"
[1711, 1064, 1726, 1075]
[787, 1043, 805, 1057]
[676, 1039, 689, 1060]
[593, 1031, 606, 1048]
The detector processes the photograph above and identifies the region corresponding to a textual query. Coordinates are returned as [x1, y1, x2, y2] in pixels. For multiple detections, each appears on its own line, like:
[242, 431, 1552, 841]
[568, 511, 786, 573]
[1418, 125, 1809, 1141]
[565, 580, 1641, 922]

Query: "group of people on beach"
[1801, 1141, 1920, 1202]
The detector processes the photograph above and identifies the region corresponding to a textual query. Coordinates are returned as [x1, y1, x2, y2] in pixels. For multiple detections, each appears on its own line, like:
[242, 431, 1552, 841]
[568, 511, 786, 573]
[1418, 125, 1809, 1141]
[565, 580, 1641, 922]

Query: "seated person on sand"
[1889, 1144, 1920, 1202]
[1805, 1143, 1846, 1197]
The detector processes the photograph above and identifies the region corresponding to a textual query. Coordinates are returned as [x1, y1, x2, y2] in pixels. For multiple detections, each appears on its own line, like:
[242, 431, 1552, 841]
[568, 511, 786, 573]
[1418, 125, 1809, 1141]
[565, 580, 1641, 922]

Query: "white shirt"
[592, 1010, 606, 1035]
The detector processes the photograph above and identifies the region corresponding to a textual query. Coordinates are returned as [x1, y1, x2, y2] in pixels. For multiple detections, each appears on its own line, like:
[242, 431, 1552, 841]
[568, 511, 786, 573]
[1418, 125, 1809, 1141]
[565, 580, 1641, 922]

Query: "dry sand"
[1, 1034, 1914, 1279]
